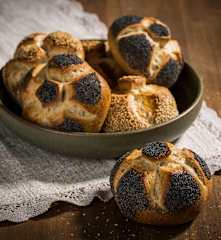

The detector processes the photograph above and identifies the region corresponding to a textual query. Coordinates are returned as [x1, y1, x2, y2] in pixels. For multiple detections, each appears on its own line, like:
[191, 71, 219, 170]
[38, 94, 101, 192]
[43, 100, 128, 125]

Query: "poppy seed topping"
[142, 142, 171, 159]
[165, 172, 201, 212]
[110, 151, 131, 193]
[192, 151, 211, 180]
[155, 59, 182, 87]
[111, 15, 143, 37]
[149, 23, 169, 37]
[75, 73, 101, 105]
[36, 81, 58, 104]
[49, 54, 83, 68]
[116, 169, 149, 218]
[56, 119, 83, 132]
[119, 34, 152, 72]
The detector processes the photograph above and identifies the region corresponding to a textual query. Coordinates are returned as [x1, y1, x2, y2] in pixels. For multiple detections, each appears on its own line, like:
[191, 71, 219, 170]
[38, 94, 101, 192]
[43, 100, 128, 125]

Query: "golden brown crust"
[108, 16, 183, 87]
[14, 32, 47, 61]
[2, 59, 39, 104]
[82, 39, 124, 88]
[21, 55, 111, 133]
[103, 76, 178, 132]
[111, 142, 212, 225]
[42, 31, 84, 59]
[3, 32, 85, 105]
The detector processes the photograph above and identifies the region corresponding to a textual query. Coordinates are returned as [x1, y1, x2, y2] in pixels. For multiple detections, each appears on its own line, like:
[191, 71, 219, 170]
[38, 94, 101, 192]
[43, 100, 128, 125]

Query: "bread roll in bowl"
[82, 39, 124, 88]
[20, 54, 111, 133]
[110, 142, 212, 225]
[2, 31, 84, 105]
[103, 75, 178, 132]
[42, 31, 84, 59]
[108, 15, 183, 87]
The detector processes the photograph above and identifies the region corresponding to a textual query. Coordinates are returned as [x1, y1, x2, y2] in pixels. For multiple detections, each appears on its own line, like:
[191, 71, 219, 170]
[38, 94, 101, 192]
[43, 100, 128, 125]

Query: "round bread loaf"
[103, 75, 178, 132]
[20, 54, 111, 132]
[108, 15, 183, 87]
[82, 39, 124, 88]
[2, 31, 84, 104]
[110, 142, 212, 225]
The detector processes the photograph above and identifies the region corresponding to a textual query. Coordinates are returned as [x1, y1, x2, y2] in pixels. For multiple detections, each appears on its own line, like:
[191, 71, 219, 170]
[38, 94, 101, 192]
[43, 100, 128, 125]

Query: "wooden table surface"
[0, 0, 221, 239]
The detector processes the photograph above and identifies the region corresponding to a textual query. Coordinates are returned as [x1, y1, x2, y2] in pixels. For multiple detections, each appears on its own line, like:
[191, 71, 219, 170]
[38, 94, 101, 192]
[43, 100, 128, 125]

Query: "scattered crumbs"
[95, 216, 100, 220]
[101, 211, 105, 215]
[114, 223, 118, 227]
[82, 213, 86, 217]
[70, 233, 74, 237]
[83, 229, 87, 234]
[87, 222, 91, 226]
[110, 231, 114, 235]
[106, 218, 110, 223]
[125, 218, 129, 222]
[97, 233, 101, 237]
[66, 221, 70, 225]
[71, 213, 75, 216]
[130, 233, 136, 238]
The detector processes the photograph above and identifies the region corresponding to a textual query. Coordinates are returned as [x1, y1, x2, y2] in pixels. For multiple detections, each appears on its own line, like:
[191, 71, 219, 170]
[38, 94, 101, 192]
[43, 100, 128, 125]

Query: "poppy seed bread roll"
[110, 142, 212, 225]
[82, 39, 125, 88]
[20, 54, 111, 132]
[42, 31, 84, 59]
[103, 75, 178, 132]
[2, 33, 48, 104]
[2, 31, 85, 105]
[108, 15, 183, 87]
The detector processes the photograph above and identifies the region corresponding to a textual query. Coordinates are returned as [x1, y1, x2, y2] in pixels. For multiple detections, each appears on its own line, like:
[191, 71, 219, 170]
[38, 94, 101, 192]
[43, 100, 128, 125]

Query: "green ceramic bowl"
[0, 62, 202, 159]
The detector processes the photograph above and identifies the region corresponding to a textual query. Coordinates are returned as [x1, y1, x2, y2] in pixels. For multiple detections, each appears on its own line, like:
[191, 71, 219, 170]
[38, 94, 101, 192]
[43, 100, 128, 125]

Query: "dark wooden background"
[0, 0, 221, 239]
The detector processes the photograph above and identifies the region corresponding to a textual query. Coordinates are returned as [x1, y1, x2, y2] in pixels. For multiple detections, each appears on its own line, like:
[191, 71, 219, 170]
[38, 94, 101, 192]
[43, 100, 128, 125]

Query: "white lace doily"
[0, 0, 220, 223]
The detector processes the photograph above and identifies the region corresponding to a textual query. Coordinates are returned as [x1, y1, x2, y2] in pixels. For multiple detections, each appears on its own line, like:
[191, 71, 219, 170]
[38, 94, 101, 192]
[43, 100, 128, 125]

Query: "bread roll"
[82, 39, 124, 88]
[20, 54, 111, 132]
[103, 75, 178, 132]
[2, 31, 84, 104]
[108, 15, 183, 87]
[110, 142, 212, 225]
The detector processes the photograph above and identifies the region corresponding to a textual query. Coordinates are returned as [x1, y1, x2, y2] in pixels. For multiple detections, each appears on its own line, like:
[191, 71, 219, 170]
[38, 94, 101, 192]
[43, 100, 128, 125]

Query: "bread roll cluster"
[2, 15, 183, 133]
[110, 142, 212, 225]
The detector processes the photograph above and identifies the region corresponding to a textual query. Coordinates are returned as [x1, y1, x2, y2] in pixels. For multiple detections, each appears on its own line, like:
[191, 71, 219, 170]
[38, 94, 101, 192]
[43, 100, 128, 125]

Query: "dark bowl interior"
[0, 62, 202, 158]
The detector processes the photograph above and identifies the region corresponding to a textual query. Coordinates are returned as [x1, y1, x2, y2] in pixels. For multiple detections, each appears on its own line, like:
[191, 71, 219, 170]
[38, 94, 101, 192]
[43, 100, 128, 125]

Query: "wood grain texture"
[0, 176, 220, 240]
[0, 0, 221, 239]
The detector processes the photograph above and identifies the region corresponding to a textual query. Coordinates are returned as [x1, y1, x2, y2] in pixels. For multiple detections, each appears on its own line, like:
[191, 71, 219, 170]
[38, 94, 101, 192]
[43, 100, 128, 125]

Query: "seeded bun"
[108, 15, 183, 87]
[20, 54, 111, 133]
[110, 142, 212, 225]
[2, 31, 84, 105]
[103, 75, 178, 132]
[42, 31, 84, 59]
[82, 39, 124, 88]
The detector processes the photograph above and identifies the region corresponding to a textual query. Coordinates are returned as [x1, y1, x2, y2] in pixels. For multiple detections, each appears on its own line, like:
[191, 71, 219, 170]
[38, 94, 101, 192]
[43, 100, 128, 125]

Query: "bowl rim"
[0, 62, 203, 137]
